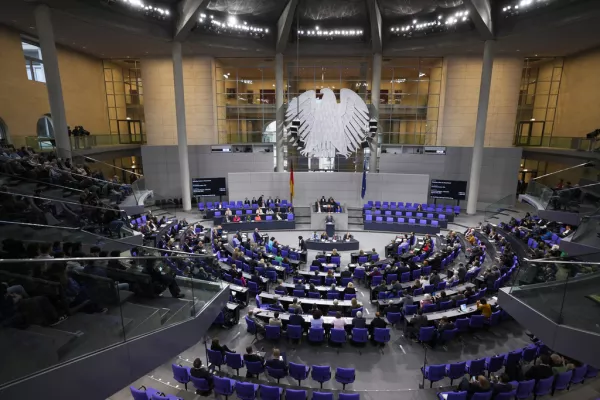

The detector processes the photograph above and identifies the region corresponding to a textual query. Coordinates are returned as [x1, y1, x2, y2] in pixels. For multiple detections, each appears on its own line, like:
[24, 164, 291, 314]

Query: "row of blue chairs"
[246, 318, 391, 349]
[365, 210, 448, 219]
[171, 361, 360, 399]
[199, 200, 290, 210]
[364, 215, 443, 227]
[364, 201, 460, 214]
[215, 211, 296, 221]
[437, 362, 598, 400]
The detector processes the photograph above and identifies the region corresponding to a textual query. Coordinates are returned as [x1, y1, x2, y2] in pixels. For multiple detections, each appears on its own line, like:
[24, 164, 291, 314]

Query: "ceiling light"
[227, 16, 237, 25]
[438, 15, 442, 19]
[315, 26, 319, 30]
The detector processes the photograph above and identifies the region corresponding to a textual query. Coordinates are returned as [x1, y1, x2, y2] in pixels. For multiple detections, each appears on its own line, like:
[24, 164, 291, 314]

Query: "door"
[515, 121, 546, 146]
[117, 119, 143, 144]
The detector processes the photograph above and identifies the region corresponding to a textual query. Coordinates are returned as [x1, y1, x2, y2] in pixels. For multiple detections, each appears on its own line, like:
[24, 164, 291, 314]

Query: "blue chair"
[401, 272, 410, 282]
[309, 292, 320, 299]
[373, 328, 391, 350]
[469, 315, 486, 330]
[130, 386, 159, 400]
[225, 352, 244, 376]
[413, 288, 423, 296]
[351, 328, 368, 347]
[327, 292, 339, 300]
[266, 366, 287, 383]
[286, 389, 307, 400]
[437, 392, 467, 400]
[293, 289, 305, 298]
[446, 361, 466, 385]
[289, 362, 311, 386]
[214, 376, 236, 399]
[570, 364, 587, 386]
[417, 326, 435, 344]
[351, 307, 363, 317]
[171, 364, 190, 390]
[150, 393, 182, 400]
[438, 328, 458, 346]
[553, 370, 572, 395]
[515, 379, 535, 399]
[494, 391, 516, 400]
[245, 360, 265, 379]
[265, 325, 281, 341]
[344, 294, 357, 301]
[330, 328, 347, 347]
[386, 274, 398, 285]
[287, 324, 303, 343]
[259, 385, 283, 400]
[534, 376, 554, 398]
[422, 303, 437, 314]
[308, 327, 325, 343]
[386, 312, 402, 327]
[339, 394, 360, 400]
[465, 358, 486, 377]
[311, 365, 332, 389]
[439, 300, 453, 310]
[207, 349, 225, 370]
[403, 304, 417, 316]
[235, 381, 259, 400]
[422, 364, 446, 388]
[485, 354, 505, 377]
[470, 393, 492, 400]
[190, 376, 211, 395]
[372, 275, 383, 286]
[504, 350, 522, 367]
[412, 269, 421, 280]
[335, 367, 356, 390]
[312, 393, 334, 400]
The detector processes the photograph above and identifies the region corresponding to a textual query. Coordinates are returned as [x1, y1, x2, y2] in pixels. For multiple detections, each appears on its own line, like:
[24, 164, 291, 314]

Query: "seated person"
[343, 232, 352, 240]
[269, 311, 283, 327]
[344, 282, 356, 295]
[352, 310, 366, 328]
[256, 207, 264, 215]
[457, 375, 492, 398]
[211, 338, 235, 355]
[190, 358, 213, 394]
[266, 208, 274, 215]
[311, 309, 324, 329]
[476, 298, 492, 318]
[232, 214, 241, 222]
[246, 310, 265, 333]
[332, 312, 346, 330]
[492, 374, 515, 397]
[143, 259, 184, 299]
[404, 309, 428, 340]
[288, 307, 305, 327]
[320, 231, 328, 240]
[265, 348, 288, 373]
[243, 346, 265, 378]
[289, 297, 302, 313]
[329, 299, 343, 314]
[255, 214, 262, 221]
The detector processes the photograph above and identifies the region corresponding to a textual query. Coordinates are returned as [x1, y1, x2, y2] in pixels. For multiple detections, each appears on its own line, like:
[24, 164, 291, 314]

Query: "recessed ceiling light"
[516, 49, 520, 52]
[29, 26, 35, 29]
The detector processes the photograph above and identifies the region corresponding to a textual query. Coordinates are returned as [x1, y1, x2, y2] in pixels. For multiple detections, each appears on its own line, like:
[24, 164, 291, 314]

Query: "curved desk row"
[305, 239, 360, 251]
[364, 221, 441, 234]
[218, 220, 296, 231]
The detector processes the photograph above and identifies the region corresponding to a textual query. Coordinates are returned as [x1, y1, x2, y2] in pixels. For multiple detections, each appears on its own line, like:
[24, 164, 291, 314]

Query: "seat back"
[554, 370, 573, 391]
[225, 352, 243, 369]
[534, 376, 554, 396]
[236, 382, 257, 398]
[265, 325, 281, 340]
[207, 349, 224, 366]
[245, 360, 265, 375]
[214, 376, 235, 395]
[330, 328, 346, 343]
[470, 392, 492, 400]
[447, 361, 466, 378]
[335, 367, 356, 384]
[171, 364, 190, 384]
[351, 328, 368, 343]
[311, 365, 332, 383]
[309, 327, 325, 342]
[286, 389, 307, 400]
[374, 327, 390, 343]
[289, 362, 309, 380]
[516, 379, 535, 398]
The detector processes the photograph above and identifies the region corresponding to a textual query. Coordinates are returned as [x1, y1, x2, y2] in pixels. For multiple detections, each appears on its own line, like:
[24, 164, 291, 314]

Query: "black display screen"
[192, 178, 227, 196]
[430, 180, 467, 200]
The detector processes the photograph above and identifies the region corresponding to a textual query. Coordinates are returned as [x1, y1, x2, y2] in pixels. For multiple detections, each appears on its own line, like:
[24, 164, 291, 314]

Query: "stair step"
[27, 325, 80, 358]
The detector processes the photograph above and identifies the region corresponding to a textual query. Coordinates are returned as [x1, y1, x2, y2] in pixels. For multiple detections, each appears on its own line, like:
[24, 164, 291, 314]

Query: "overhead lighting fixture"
[115, 0, 171, 20]
[390, 8, 471, 36]
[502, 0, 550, 16]
[298, 27, 363, 38]
[197, 13, 271, 37]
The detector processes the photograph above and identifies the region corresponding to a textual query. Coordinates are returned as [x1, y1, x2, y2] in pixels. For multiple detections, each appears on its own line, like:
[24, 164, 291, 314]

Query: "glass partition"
[524, 180, 554, 209]
[509, 258, 600, 334]
[0, 253, 224, 386]
[484, 194, 516, 222]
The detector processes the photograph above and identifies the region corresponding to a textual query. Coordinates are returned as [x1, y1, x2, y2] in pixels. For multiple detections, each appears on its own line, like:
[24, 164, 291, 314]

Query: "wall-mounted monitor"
[192, 178, 227, 196]
[430, 179, 467, 200]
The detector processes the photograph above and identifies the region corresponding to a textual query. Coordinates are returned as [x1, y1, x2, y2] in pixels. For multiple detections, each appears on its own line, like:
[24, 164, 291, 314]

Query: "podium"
[326, 222, 335, 237]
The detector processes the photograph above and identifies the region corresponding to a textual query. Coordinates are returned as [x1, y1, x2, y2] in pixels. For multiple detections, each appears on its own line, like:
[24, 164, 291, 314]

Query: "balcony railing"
[515, 135, 595, 151]
[20, 133, 146, 152]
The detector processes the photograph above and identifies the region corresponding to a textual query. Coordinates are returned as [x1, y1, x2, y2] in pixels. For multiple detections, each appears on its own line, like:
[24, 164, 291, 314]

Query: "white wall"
[227, 172, 430, 207]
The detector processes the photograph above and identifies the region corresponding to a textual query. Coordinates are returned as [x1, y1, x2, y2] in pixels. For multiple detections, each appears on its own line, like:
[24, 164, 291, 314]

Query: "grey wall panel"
[227, 172, 430, 207]
[0, 288, 229, 400]
[141, 145, 274, 200]
[379, 147, 522, 209]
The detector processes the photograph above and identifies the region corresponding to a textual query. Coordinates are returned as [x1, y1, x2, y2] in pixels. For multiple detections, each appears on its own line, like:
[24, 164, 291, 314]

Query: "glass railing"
[509, 258, 600, 335]
[22, 133, 146, 152]
[524, 181, 554, 209]
[484, 194, 517, 222]
[515, 135, 594, 151]
[0, 253, 225, 386]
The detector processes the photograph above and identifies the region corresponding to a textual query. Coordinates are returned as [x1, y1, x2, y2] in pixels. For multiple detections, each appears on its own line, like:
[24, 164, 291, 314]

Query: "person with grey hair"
[329, 299, 343, 314]
[340, 266, 352, 278]
[352, 310, 366, 328]
[289, 297, 302, 313]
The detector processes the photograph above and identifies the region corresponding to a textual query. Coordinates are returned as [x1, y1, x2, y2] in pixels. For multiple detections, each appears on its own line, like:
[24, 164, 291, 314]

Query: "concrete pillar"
[172, 41, 192, 211]
[467, 40, 495, 215]
[33, 4, 71, 159]
[275, 53, 285, 172]
[369, 53, 382, 172]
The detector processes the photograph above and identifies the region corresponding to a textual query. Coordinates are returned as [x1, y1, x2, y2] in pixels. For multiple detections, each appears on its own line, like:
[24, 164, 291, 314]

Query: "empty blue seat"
[311, 365, 331, 389]
[286, 389, 307, 400]
[445, 361, 466, 385]
[335, 367, 355, 390]
[130, 386, 159, 400]
[289, 362, 311, 386]
[309, 327, 325, 343]
[422, 364, 445, 388]
[171, 364, 190, 390]
[235, 381, 259, 399]
[214, 376, 236, 398]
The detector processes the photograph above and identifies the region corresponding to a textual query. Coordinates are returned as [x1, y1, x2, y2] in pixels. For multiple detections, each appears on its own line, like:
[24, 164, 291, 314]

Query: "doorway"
[117, 119, 143, 144]
[515, 121, 546, 146]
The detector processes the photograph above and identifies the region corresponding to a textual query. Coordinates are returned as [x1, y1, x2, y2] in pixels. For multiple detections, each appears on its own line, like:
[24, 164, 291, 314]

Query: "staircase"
[348, 207, 364, 228]
[294, 206, 311, 229]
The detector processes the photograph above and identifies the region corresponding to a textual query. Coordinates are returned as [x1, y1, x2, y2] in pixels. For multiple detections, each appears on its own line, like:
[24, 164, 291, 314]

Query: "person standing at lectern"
[325, 213, 334, 224]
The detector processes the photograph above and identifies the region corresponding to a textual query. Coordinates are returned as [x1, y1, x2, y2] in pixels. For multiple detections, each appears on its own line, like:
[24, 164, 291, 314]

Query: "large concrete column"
[275, 53, 285, 172]
[369, 53, 382, 172]
[466, 40, 495, 215]
[33, 4, 71, 159]
[172, 41, 191, 211]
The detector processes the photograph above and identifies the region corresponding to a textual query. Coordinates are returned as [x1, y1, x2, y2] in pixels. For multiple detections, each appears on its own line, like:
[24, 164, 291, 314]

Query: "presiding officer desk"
[305, 239, 360, 251]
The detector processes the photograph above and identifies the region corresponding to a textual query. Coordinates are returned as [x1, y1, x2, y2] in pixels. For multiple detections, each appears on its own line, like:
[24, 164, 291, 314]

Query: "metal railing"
[22, 133, 146, 152]
[524, 181, 554, 209]
[515, 135, 596, 151]
[484, 194, 516, 222]
[509, 258, 600, 335]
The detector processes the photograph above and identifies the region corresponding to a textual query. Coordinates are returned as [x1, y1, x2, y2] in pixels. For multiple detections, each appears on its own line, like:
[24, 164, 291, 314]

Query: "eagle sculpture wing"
[285, 90, 317, 155]
[337, 88, 370, 157]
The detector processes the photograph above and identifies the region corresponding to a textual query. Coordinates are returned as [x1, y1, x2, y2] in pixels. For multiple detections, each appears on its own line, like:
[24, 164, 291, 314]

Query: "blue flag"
[361, 159, 367, 199]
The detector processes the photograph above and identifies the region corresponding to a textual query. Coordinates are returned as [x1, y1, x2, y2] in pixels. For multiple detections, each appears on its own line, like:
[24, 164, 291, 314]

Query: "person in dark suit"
[288, 307, 305, 327]
[369, 311, 387, 336]
[344, 282, 356, 295]
[352, 310, 367, 328]
[243, 346, 265, 378]
[211, 338, 235, 355]
[251, 197, 258, 205]
[244, 197, 251, 205]
[274, 280, 286, 293]
[298, 236, 307, 251]
[457, 263, 467, 282]
[429, 270, 442, 287]
[190, 358, 213, 394]
[343, 232, 352, 240]
[143, 259, 184, 298]
[492, 374, 514, 397]
[525, 355, 554, 382]
[325, 213, 334, 223]
[329, 299, 343, 314]
[265, 348, 288, 373]
[340, 267, 352, 278]
[383, 300, 401, 316]
[405, 309, 428, 340]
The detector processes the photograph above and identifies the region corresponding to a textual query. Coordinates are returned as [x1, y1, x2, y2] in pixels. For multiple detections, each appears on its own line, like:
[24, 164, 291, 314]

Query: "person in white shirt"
[266, 208, 274, 215]
[224, 208, 232, 217]
[256, 207, 264, 215]
[332, 312, 346, 330]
